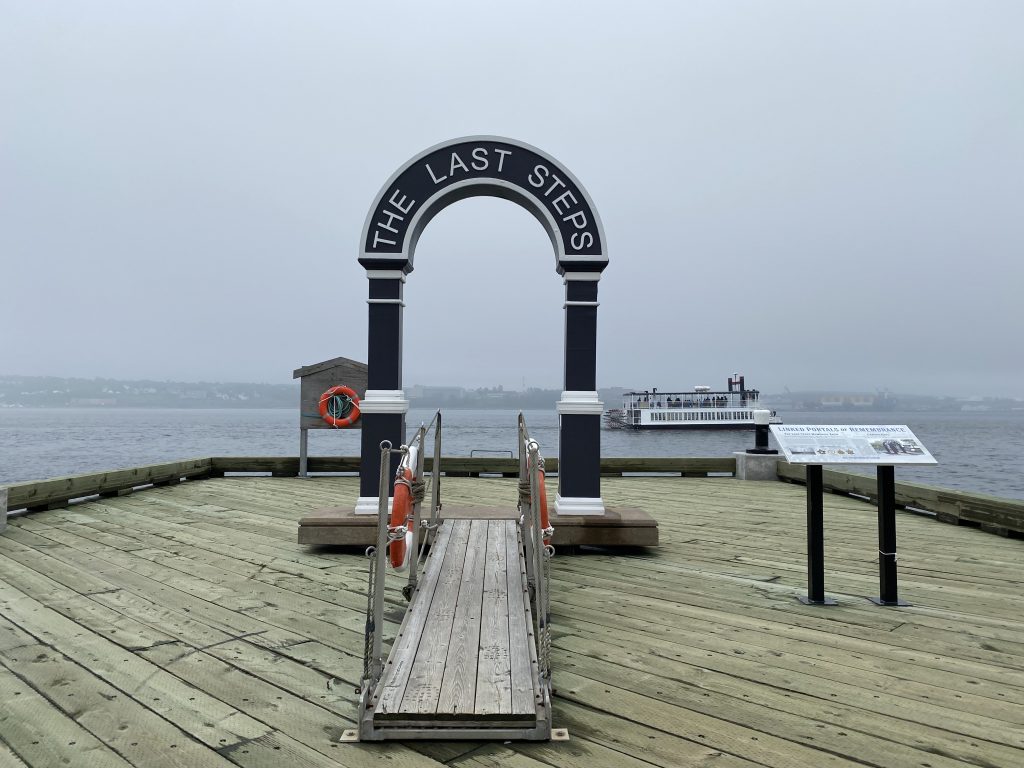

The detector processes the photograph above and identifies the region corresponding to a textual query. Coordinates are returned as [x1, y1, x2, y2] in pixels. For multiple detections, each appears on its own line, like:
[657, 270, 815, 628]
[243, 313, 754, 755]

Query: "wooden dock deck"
[1, 474, 1023, 767]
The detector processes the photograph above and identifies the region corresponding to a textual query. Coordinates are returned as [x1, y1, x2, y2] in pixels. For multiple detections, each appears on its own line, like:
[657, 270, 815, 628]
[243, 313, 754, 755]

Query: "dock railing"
[4, 454, 1022, 539]
[776, 462, 1024, 537]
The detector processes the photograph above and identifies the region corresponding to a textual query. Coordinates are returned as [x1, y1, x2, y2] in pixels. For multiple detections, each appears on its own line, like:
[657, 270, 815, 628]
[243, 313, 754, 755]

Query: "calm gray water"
[1, 408, 1022, 500]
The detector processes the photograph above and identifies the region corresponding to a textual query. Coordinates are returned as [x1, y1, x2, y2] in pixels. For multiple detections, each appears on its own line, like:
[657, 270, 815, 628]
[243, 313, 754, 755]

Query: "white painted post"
[1, 487, 7, 533]
[735, 411, 780, 480]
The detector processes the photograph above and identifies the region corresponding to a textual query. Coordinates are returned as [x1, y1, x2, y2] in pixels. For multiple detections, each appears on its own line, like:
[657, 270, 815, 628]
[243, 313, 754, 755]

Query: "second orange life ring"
[389, 467, 413, 569]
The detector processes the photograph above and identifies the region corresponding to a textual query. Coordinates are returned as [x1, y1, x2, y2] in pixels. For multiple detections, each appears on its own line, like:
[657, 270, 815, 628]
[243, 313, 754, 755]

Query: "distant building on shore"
[765, 390, 898, 411]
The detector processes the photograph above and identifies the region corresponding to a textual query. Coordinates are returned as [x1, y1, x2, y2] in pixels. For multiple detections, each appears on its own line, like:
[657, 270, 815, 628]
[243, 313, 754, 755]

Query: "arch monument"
[355, 136, 608, 516]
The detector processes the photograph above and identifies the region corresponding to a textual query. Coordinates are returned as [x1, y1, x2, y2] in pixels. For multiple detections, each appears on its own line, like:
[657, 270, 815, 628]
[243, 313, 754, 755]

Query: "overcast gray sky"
[2, 1, 1021, 398]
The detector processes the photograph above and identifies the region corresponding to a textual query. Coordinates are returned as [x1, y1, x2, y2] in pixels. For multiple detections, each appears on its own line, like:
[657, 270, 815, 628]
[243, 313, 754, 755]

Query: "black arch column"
[555, 271, 605, 516]
[356, 270, 408, 514]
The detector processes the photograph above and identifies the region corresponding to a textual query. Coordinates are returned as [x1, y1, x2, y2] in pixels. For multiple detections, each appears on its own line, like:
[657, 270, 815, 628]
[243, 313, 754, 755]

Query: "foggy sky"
[2, 2, 1022, 398]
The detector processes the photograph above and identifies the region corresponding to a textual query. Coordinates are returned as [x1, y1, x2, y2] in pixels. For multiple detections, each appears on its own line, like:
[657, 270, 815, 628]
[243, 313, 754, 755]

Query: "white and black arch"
[355, 136, 608, 516]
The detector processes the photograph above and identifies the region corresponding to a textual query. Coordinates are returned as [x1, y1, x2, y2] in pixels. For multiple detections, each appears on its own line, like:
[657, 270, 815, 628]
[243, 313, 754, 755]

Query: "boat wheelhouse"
[604, 374, 782, 430]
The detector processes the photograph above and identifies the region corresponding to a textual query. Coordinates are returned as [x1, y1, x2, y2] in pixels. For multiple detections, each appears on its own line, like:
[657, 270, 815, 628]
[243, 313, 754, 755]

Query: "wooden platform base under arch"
[297, 504, 658, 548]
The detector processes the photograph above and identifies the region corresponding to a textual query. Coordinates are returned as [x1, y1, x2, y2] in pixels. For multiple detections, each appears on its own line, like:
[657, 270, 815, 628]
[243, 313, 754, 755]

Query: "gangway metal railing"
[359, 411, 442, 700]
[518, 412, 554, 689]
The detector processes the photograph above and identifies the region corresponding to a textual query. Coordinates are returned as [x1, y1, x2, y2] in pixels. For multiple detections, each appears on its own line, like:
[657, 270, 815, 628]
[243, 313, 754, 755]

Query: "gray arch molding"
[355, 136, 608, 517]
[360, 136, 608, 275]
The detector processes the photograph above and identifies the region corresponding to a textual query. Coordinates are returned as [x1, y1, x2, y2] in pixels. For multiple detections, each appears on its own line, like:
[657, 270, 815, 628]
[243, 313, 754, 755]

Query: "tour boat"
[604, 374, 782, 430]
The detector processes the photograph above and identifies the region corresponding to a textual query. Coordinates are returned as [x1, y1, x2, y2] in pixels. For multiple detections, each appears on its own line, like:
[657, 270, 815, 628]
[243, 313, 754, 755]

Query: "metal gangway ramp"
[344, 413, 558, 742]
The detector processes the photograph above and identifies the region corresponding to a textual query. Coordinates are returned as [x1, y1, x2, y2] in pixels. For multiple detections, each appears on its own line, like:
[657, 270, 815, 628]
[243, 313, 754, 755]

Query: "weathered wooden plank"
[558, 670, 860, 768]
[0, 563, 424, 767]
[555, 603, 1024, 734]
[0, 624, 237, 768]
[11, 504, 377, 619]
[0, 580, 274, 746]
[437, 519, 488, 715]
[555, 549, 1024, 669]
[0, 524, 352, 659]
[552, 570, 1024, 701]
[0, 665, 135, 768]
[555, 631, 1024, 766]
[475, 520, 513, 716]
[398, 519, 472, 716]
[138, 641, 444, 768]
[505, 521, 536, 716]
[549, 698, 767, 768]
[0, 552, 189, 653]
[0, 741, 29, 768]
[0, 542, 447, 768]
[375, 521, 455, 716]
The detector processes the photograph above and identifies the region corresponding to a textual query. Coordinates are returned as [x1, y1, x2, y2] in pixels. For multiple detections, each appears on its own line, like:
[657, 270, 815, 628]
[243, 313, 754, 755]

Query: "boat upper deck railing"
[621, 390, 762, 409]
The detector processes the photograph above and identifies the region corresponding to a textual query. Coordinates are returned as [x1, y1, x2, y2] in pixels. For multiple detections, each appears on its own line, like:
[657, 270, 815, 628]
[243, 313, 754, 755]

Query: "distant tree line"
[0, 376, 298, 408]
[0, 376, 634, 411]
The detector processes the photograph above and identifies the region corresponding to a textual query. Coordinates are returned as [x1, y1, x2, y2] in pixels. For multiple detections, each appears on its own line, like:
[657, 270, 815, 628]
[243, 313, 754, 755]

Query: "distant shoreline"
[4, 404, 1024, 416]
[3, 375, 1021, 412]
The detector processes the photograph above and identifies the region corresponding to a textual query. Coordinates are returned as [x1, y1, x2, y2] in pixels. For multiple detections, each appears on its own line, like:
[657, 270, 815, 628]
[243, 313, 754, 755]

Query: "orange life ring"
[318, 385, 360, 428]
[538, 469, 551, 544]
[389, 467, 413, 569]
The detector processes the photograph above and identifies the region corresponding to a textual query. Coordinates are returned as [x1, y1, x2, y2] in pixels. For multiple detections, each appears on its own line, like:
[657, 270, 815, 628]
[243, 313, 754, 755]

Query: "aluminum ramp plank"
[399, 518, 473, 715]
[474, 520, 515, 716]
[372, 522, 454, 717]
[437, 519, 488, 715]
[507, 518, 540, 715]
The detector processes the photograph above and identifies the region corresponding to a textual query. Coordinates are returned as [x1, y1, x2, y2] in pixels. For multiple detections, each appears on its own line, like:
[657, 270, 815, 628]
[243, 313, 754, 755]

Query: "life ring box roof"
[293, 356, 368, 430]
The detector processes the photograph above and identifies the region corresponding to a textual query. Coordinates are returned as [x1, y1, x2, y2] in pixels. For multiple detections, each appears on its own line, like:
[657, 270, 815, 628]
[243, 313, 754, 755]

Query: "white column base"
[360, 390, 410, 414]
[354, 496, 393, 515]
[555, 390, 604, 415]
[554, 494, 606, 517]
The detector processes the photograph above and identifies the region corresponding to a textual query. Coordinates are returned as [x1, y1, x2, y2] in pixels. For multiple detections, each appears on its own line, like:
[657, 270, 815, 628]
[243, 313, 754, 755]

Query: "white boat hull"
[604, 407, 782, 430]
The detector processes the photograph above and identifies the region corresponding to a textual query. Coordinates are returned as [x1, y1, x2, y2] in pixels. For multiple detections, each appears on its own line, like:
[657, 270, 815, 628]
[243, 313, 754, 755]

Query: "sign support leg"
[871, 465, 909, 606]
[799, 464, 835, 605]
[299, 428, 309, 478]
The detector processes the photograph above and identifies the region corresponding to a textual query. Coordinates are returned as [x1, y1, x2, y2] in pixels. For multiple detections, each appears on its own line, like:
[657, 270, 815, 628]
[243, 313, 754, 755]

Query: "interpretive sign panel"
[770, 425, 937, 465]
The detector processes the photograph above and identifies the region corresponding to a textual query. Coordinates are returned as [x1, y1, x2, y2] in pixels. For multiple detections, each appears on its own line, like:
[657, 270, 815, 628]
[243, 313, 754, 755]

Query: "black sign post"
[798, 465, 836, 605]
[870, 465, 910, 606]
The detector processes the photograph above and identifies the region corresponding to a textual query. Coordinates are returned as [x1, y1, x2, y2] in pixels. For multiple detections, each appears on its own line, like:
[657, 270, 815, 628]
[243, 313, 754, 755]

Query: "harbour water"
[2, 407, 1022, 500]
